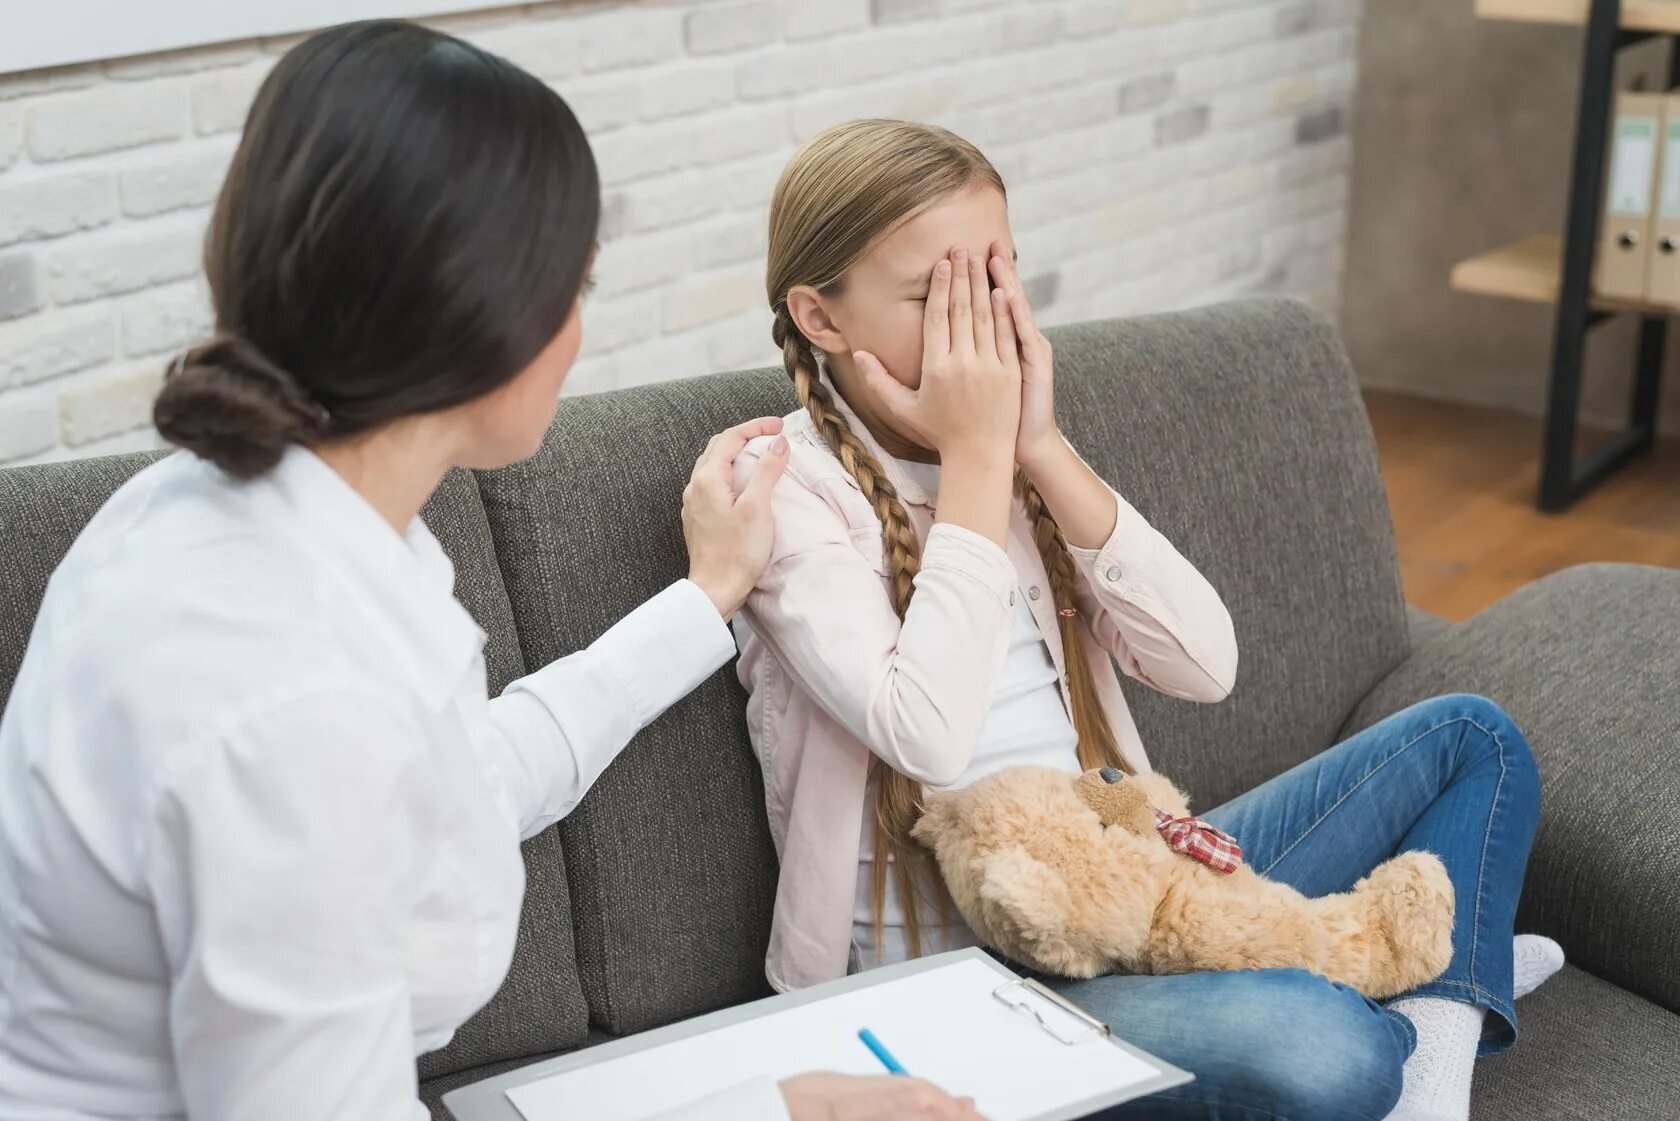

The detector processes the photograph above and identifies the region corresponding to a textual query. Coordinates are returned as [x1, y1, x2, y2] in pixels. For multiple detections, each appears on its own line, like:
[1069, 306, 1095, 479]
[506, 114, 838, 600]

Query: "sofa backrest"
[1043, 298, 1411, 806]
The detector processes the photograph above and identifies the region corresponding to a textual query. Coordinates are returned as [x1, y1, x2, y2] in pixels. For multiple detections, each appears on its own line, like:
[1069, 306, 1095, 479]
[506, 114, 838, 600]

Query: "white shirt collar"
[263, 445, 487, 703]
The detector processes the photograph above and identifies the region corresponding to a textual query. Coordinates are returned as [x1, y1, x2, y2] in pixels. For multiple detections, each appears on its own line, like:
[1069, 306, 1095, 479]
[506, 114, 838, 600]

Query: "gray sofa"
[1, 298, 1675, 1118]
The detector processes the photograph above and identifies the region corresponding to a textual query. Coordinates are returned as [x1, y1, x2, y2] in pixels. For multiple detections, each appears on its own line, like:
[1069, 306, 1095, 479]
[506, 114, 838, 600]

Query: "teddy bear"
[910, 765, 1455, 999]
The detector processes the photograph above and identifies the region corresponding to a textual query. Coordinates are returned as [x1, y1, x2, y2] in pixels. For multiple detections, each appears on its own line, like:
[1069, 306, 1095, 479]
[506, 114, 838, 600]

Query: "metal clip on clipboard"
[991, 977, 1110, 1045]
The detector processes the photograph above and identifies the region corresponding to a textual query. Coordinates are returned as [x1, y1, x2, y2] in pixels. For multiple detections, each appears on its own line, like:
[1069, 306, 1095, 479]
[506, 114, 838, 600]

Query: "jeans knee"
[1436, 693, 1541, 814]
[1197, 970, 1406, 1120]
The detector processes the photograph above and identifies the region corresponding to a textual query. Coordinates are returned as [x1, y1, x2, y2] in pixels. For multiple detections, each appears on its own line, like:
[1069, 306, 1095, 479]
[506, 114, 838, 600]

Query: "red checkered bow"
[1153, 808, 1244, 874]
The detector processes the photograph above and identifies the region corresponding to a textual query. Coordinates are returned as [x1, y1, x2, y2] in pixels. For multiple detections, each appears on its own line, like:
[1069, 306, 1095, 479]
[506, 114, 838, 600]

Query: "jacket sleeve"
[734, 440, 1018, 786]
[1063, 472, 1238, 703]
[486, 578, 737, 840]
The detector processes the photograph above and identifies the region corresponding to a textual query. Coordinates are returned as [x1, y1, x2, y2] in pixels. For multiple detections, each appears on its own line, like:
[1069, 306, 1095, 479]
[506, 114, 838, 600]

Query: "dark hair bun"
[153, 335, 330, 481]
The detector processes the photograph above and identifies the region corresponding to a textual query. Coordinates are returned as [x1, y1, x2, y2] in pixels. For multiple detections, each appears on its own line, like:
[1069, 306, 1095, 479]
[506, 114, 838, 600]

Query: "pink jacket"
[730, 372, 1239, 992]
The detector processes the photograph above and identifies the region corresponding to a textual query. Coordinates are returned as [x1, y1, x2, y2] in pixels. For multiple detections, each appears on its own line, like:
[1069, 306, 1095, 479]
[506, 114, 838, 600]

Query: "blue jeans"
[1046, 693, 1542, 1121]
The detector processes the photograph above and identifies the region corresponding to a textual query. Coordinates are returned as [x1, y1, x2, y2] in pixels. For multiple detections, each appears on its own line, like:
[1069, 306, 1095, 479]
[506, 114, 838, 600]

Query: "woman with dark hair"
[0, 22, 981, 1121]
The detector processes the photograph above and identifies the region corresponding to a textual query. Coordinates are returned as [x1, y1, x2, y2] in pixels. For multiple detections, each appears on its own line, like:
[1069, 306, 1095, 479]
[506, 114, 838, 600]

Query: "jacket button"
[1028, 586, 1041, 601]
[1105, 566, 1122, 582]
[1008, 591, 1015, 606]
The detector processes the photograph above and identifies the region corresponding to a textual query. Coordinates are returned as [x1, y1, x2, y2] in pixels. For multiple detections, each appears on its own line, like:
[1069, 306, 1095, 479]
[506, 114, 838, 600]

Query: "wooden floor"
[1364, 389, 1680, 622]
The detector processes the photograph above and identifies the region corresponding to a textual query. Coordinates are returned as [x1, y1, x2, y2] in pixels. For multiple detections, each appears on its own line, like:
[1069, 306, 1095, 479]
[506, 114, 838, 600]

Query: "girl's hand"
[683, 417, 789, 620]
[987, 241, 1061, 470]
[780, 1072, 989, 1121]
[853, 246, 1022, 464]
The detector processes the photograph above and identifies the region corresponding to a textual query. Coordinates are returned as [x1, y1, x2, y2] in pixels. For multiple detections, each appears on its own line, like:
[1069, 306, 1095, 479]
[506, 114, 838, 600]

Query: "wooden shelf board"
[1476, 0, 1680, 34]
[1450, 233, 1680, 313]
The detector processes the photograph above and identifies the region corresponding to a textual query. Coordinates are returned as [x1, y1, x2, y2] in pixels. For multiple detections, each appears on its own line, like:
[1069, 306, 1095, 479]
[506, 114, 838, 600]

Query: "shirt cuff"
[647, 1076, 790, 1121]
[590, 578, 738, 728]
[1066, 488, 1158, 593]
[920, 521, 1017, 610]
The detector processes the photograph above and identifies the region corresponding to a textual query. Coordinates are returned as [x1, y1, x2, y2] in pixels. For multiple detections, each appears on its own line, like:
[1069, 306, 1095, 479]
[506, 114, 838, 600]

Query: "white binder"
[443, 949, 1191, 1121]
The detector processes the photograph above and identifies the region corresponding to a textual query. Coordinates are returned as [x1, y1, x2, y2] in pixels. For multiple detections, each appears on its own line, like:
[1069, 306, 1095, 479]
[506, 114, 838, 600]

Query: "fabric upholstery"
[1406, 603, 1452, 648]
[475, 369, 794, 1036]
[423, 1053, 542, 1121]
[422, 1032, 615, 1121]
[1342, 563, 1680, 1016]
[1047, 298, 1410, 810]
[1469, 965, 1680, 1120]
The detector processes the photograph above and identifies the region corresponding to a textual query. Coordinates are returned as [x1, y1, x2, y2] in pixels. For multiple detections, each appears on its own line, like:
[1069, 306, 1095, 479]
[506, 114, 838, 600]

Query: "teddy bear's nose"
[1099, 767, 1122, 784]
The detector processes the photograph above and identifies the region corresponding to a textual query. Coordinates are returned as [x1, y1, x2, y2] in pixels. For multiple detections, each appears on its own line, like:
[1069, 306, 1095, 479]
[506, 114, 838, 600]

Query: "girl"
[730, 119, 1561, 1121]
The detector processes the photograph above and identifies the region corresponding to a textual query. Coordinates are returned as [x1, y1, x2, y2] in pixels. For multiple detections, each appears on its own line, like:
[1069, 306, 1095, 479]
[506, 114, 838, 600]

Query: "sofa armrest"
[1404, 603, 1451, 650]
[1341, 563, 1680, 1015]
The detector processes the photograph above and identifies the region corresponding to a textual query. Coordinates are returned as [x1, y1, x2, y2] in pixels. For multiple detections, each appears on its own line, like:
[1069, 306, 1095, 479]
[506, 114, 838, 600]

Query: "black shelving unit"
[1541, 0, 1672, 511]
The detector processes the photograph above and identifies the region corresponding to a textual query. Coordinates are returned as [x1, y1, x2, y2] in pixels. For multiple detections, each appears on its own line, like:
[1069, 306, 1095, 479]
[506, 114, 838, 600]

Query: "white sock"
[1512, 933, 1564, 1000]
[1383, 997, 1484, 1121]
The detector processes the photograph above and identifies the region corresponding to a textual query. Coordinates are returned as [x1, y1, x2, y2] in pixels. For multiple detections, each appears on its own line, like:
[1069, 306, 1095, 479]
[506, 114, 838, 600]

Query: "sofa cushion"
[1406, 603, 1451, 648]
[475, 369, 793, 1036]
[1470, 966, 1680, 1119]
[422, 1031, 616, 1120]
[1341, 563, 1680, 1016]
[0, 450, 589, 1074]
[1049, 298, 1410, 810]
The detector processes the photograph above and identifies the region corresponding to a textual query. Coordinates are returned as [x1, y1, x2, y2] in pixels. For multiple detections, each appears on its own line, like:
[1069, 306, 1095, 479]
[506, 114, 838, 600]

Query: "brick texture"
[0, 0, 1362, 465]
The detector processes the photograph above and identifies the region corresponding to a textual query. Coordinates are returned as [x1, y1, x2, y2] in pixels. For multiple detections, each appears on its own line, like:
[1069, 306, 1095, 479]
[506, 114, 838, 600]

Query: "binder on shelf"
[1594, 91, 1665, 301]
[1646, 94, 1680, 305]
[1611, 32, 1672, 96]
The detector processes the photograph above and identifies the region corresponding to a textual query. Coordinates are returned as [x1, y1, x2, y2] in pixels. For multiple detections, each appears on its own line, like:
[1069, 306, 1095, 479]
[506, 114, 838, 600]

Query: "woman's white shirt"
[0, 446, 785, 1121]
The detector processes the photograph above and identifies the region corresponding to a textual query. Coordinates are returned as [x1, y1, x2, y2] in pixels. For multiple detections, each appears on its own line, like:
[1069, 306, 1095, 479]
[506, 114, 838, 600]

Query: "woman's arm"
[144, 685, 439, 1121]
[482, 417, 788, 840]
[486, 578, 737, 839]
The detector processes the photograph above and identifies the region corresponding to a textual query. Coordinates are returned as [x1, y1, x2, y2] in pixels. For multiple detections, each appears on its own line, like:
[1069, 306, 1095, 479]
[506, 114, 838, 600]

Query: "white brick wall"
[0, 0, 1362, 466]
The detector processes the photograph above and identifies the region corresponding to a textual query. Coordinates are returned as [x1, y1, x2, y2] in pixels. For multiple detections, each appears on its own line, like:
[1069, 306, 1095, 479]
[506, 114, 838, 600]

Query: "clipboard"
[441, 948, 1192, 1121]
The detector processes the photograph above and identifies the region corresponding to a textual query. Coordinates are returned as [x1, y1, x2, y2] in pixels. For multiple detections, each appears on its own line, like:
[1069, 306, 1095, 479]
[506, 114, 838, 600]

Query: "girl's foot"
[1385, 936, 1565, 1120]
[1385, 996, 1484, 1121]
[1512, 933, 1564, 1000]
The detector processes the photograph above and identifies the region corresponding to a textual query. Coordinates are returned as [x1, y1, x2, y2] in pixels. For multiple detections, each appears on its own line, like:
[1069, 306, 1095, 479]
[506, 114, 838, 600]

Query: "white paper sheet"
[506, 958, 1164, 1121]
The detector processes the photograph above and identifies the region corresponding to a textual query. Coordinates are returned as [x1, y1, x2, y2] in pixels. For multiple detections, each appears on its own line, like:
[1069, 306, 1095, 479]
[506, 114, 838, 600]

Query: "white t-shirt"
[850, 457, 1082, 972]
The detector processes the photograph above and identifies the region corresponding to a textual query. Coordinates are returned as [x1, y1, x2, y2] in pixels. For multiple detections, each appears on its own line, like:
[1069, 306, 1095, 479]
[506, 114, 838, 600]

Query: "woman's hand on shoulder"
[780, 1072, 989, 1121]
[683, 417, 790, 620]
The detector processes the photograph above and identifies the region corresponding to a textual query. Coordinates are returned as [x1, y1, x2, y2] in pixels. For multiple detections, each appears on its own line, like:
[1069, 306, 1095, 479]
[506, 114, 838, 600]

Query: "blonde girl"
[730, 119, 1553, 1121]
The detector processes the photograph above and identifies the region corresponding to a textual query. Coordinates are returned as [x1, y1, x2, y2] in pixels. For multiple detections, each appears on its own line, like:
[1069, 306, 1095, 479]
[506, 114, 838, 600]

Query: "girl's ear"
[786, 285, 848, 355]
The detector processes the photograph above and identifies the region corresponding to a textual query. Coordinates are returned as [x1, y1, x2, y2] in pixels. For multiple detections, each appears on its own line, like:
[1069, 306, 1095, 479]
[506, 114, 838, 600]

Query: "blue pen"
[858, 1027, 909, 1075]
